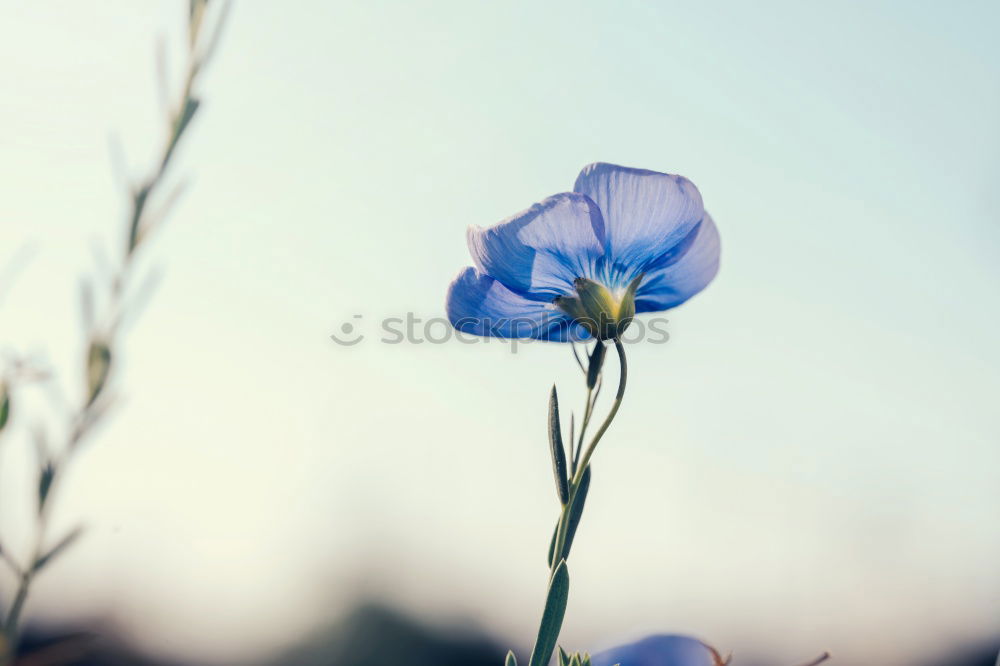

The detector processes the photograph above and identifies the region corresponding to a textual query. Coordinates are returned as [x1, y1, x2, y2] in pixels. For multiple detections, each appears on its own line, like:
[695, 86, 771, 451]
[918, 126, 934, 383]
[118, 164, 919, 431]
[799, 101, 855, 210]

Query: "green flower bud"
[86, 340, 112, 406]
[554, 274, 644, 340]
[586, 341, 606, 389]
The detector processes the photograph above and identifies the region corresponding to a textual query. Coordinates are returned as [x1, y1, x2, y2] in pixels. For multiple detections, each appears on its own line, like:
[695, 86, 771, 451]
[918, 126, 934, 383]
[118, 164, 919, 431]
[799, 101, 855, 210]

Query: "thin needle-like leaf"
[33, 527, 84, 573]
[548, 386, 569, 505]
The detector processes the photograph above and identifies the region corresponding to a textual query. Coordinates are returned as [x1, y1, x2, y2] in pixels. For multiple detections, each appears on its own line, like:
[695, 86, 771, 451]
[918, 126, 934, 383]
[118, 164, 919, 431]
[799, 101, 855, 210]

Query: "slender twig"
[570, 342, 586, 374]
[792, 653, 831, 666]
[0, 3, 227, 662]
[590, 372, 603, 413]
[0, 550, 22, 578]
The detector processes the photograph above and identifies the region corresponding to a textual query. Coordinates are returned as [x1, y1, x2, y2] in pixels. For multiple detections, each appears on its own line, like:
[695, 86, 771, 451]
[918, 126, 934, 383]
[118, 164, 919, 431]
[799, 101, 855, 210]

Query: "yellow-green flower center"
[553, 274, 643, 340]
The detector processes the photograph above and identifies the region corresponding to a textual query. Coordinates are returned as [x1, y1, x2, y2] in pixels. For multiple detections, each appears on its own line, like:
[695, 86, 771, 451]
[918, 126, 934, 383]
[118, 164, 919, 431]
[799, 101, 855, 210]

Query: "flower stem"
[550, 338, 627, 572]
[525, 339, 627, 665]
[1, 508, 47, 660]
[573, 339, 627, 488]
[573, 386, 593, 471]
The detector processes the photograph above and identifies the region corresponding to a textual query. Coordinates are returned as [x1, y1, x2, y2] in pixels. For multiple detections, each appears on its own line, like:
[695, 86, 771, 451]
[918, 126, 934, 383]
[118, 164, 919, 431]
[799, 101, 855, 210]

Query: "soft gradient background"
[1, 1, 998, 664]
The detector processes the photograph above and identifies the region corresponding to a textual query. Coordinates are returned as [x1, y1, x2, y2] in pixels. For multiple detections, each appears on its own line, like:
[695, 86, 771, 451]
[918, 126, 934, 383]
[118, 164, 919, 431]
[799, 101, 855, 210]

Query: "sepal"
[553, 276, 644, 340]
[615, 274, 643, 338]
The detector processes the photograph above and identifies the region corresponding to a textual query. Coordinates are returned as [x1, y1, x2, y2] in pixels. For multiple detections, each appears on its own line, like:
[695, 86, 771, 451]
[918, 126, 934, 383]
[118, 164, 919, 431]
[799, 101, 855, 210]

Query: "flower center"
[553, 275, 643, 340]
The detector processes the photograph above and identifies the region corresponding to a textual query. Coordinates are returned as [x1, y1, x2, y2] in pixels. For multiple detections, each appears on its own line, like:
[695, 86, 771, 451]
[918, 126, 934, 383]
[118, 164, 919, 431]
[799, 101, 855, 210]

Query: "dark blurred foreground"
[13, 603, 998, 666]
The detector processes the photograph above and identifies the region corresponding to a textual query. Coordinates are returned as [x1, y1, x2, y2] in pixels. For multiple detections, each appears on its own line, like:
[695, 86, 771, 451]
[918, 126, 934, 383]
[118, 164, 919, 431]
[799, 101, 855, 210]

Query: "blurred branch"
[0, 1, 230, 663]
[792, 653, 831, 666]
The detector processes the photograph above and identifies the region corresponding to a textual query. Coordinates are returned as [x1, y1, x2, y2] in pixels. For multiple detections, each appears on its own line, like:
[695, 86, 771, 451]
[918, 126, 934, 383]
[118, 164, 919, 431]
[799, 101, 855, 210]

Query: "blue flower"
[591, 634, 729, 666]
[446, 163, 720, 341]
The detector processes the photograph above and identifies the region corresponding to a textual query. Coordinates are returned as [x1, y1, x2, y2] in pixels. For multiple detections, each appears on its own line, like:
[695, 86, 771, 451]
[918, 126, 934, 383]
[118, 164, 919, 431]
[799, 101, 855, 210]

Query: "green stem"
[550, 338, 628, 573]
[573, 386, 593, 471]
[571, 339, 627, 487]
[526, 339, 627, 665]
[3, 563, 35, 655]
[1, 499, 50, 666]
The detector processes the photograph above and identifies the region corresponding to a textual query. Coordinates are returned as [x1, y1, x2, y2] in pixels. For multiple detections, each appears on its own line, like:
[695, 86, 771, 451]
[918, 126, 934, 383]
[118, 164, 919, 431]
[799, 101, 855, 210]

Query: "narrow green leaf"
[586, 342, 606, 389]
[528, 559, 570, 666]
[174, 97, 201, 141]
[548, 386, 569, 505]
[505, 650, 517, 666]
[568, 413, 576, 474]
[161, 97, 202, 172]
[86, 340, 112, 406]
[33, 527, 84, 573]
[562, 466, 591, 560]
[547, 521, 558, 568]
[199, 0, 234, 68]
[0, 383, 10, 432]
[546, 466, 592, 568]
[558, 647, 570, 666]
[128, 183, 152, 253]
[38, 461, 56, 514]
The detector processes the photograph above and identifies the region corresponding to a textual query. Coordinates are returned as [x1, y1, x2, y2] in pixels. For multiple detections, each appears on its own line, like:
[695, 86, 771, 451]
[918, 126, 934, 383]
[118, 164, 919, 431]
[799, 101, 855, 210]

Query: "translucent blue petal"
[446, 267, 590, 341]
[635, 213, 720, 313]
[467, 193, 606, 301]
[574, 163, 704, 279]
[591, 634, 719, 666]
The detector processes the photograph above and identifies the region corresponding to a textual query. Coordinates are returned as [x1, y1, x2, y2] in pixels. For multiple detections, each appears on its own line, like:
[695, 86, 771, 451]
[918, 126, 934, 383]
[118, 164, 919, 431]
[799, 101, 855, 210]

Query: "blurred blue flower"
[591, 634, 728, 666]
[446, 163, 720, 341]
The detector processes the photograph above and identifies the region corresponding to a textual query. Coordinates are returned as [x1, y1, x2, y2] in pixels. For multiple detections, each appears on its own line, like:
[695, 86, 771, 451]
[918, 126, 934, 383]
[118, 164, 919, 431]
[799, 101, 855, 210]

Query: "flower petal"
[635, 213, 720, 313]
[446, 267, 589, 341]
[467, 192, 606, 301]
[592, 634, 720, 666]
[574, 163, 704, 277]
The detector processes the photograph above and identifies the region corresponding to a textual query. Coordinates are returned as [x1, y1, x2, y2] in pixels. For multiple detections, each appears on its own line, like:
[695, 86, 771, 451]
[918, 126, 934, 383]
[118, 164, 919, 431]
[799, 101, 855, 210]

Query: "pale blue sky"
[1, 1, 998, 664]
